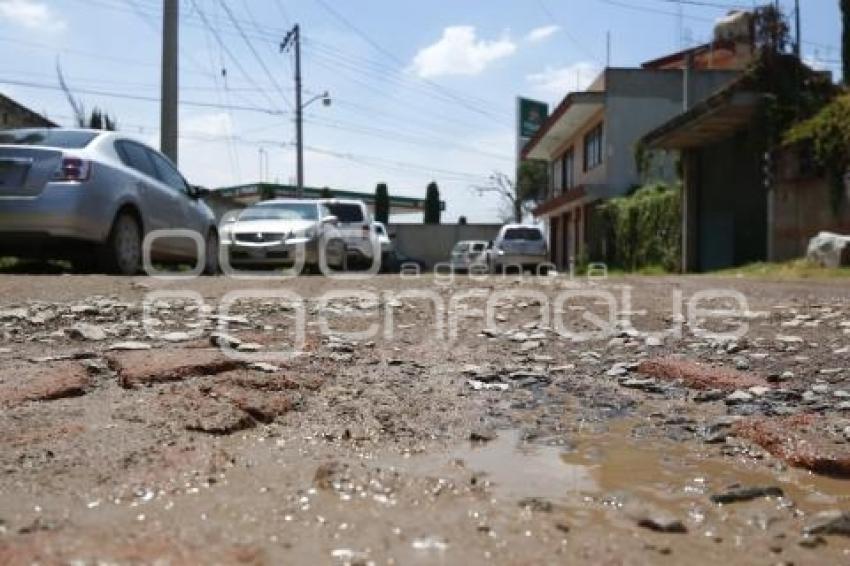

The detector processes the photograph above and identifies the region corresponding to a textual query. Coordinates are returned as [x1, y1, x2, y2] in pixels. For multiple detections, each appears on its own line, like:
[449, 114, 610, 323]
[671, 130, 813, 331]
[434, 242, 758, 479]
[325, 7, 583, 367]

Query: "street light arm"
[302, 91, 331, 109]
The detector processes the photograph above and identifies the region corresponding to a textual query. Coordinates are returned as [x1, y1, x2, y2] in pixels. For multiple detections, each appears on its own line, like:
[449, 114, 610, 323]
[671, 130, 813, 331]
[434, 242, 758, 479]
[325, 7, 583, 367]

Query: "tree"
[753, 4, 790, 56]
[424, 181, 441, 224]
[86, 107, 118, 131]
[474, 172, 525, 223]
[516, 160, 549, 203]
[320, 186, 332, 198]
[57, 61, 117, 130]
[473, 162, 548, 223]
[842, 0, 850, 83]
[374, 183, 390, 224]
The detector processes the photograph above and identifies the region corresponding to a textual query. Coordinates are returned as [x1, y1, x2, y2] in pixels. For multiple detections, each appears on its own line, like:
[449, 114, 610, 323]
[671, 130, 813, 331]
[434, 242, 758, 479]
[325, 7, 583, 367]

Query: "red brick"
[733, 414, 850, 478]
[211, 384, 294, 423]
[0, 362, 91, 407]
[157, 384, 255, 435]
[108, 349, 242, 388]
[636, 358, 769, 391]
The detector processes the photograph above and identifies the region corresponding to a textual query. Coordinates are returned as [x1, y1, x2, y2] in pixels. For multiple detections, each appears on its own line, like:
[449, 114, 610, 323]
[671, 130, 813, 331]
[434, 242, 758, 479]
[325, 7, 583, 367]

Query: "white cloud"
[525, 25, 560, 43]
[409, 26, 517, 78]
[526, 62, 601, 100]
[182, 112, 234, 139]
[0, 0, 65, 32]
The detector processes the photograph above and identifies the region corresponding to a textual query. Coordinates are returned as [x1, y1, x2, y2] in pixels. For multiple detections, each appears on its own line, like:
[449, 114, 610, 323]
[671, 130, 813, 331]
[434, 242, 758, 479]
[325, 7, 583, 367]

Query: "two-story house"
[522, 11, 757, 269]
[522, 67, 740, 268]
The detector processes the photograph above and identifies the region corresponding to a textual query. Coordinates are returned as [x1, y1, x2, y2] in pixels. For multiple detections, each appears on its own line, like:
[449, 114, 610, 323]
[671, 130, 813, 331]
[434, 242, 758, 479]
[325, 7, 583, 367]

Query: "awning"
[523, 92, 605, 160]
[642, 91, 762, 150]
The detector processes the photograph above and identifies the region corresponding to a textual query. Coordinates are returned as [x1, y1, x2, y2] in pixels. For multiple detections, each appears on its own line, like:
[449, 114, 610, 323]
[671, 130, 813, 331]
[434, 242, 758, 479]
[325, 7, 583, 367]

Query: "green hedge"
[597, 184, 681, 272]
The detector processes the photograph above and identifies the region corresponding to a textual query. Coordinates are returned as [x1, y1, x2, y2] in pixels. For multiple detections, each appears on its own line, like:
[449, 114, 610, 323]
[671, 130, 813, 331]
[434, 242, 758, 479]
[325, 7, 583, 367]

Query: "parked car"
[372, 221, 394, 268]
[0, 128, 219, 275]
[320, 199, 377, 268]
[489, 224, 549, 273]
[449, 240, 488, 273]
[221, 199, 347, 271]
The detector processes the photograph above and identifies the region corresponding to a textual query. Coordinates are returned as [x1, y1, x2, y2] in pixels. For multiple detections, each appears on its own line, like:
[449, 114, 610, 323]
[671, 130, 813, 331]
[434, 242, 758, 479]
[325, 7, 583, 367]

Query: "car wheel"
[329, 239, 347, 271]
[203, 230, 220, 275]
[102, 212, 141, 276]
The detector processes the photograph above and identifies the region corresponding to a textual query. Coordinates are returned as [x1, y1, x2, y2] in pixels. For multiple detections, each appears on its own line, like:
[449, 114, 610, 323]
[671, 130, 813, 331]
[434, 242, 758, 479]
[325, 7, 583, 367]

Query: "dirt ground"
[0, 272, 849, 565]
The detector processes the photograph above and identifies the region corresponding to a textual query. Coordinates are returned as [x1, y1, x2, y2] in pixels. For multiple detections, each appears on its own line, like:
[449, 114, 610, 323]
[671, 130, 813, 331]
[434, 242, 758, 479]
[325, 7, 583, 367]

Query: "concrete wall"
[602, 68, 741, 199]
[771, 148, 850, 261]
[388, 223, 503, 267]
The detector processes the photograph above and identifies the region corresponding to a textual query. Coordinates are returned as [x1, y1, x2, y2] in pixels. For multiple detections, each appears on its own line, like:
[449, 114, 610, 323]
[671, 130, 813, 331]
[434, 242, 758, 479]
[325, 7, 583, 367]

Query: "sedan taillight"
[52, 157, 91, 182]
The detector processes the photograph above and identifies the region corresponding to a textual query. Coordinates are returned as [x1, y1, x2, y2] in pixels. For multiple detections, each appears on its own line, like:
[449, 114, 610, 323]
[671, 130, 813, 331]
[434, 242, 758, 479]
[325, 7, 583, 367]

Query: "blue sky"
[0, 0, 843, 221]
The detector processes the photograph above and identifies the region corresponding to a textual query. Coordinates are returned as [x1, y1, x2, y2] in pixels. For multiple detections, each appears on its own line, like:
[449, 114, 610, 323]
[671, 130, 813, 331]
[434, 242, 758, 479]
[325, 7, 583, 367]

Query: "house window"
[551, 157, 563, 196]
[562, 147, 575, 189]
[583, 123, 604, 171]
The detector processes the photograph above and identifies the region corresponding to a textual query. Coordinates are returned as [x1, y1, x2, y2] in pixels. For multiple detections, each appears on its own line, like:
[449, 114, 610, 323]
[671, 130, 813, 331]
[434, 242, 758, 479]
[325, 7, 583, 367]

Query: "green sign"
[518, 98, 549, 139]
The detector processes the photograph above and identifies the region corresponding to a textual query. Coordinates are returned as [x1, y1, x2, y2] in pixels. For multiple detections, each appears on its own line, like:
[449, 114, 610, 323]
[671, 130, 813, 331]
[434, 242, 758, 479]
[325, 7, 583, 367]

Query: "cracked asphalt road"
[0, 273, 849, 565]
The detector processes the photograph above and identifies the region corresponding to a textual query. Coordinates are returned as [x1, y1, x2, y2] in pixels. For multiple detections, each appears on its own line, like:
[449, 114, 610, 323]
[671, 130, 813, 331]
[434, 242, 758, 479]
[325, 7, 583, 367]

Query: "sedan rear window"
[0, 129, 98, 148]
[326, 203, 364, 223]
[504, 228, 543, 241]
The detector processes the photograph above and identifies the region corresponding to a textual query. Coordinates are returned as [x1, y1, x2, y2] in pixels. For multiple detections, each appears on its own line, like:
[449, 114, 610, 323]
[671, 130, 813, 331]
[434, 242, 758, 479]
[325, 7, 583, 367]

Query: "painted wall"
[602, 69, 740, 199]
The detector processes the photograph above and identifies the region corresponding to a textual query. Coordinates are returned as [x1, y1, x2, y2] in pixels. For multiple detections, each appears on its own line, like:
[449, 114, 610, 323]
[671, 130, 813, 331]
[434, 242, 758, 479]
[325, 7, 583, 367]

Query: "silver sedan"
[0, 128, 219, 274]
[222, 199, 348, 272]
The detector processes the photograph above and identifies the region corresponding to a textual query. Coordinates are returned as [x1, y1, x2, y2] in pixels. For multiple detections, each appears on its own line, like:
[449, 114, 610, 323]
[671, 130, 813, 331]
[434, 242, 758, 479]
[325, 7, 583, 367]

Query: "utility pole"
[281, 24, 304, 198]
[794, 0, 801, 59]
[161, 0, 179, 165]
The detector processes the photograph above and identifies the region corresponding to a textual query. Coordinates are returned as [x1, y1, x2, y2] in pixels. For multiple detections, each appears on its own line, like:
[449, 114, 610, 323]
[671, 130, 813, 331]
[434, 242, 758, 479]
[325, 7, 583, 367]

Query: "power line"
[535, 0, 605, 66]
[215, 0, 293, 110]
[645, 0, 747, 9]
[188, 0, 284, 114]
[311, 0, 511, 122]
[598, 0, 717, 22]
[0, 78, 288, 115]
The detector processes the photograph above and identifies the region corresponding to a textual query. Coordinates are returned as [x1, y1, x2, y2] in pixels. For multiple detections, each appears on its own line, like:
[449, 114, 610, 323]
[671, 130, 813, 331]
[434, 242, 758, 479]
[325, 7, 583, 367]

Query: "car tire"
[101, 212, 142, 276]
[337, 244, 348, 271]
[203, 230, 220, 275]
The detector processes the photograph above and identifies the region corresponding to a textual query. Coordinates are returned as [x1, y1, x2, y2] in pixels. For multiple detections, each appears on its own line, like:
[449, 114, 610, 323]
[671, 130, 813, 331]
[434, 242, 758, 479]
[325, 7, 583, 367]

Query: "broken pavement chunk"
[636, 358, 769, 391]
[710, 486, 784, 504]
[0, 362, 91, 407]
[108, 349, 242, 388]
[733, 414, 850, 478]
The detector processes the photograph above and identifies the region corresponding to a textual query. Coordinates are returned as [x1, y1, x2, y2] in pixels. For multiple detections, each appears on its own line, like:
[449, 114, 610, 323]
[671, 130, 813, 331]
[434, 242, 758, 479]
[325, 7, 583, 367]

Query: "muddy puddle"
[377, 419, 850, 563]
[392, 421, 850, 511]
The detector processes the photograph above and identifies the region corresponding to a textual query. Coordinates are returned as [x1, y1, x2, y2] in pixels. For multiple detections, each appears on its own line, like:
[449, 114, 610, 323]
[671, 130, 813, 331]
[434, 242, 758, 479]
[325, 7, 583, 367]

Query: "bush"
[598, 184, 681, 272]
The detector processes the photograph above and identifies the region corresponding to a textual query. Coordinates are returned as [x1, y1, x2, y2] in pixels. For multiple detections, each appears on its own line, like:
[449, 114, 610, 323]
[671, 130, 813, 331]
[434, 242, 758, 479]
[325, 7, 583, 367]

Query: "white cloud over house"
[525, 25, 560, 43]
[409, 26, 516, 78]
[0, 0, 65, 32]
[526, 62, 601, 101]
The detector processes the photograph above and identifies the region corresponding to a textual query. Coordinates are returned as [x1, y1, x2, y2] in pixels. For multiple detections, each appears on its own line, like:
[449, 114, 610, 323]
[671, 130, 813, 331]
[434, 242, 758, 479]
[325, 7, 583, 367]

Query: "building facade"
[523, 68, 740, 268]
